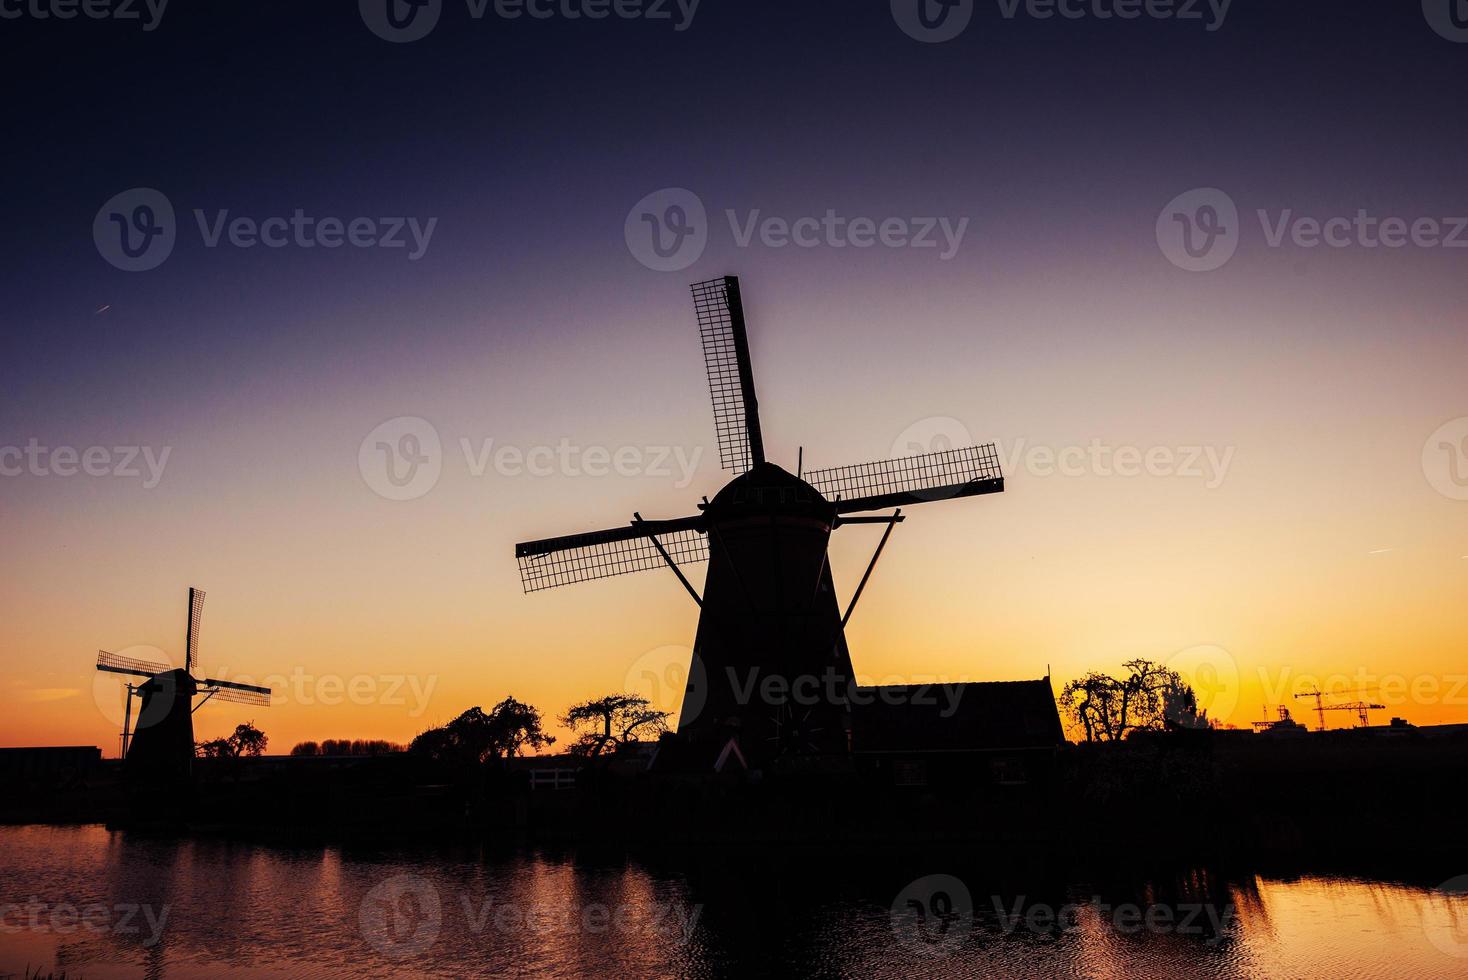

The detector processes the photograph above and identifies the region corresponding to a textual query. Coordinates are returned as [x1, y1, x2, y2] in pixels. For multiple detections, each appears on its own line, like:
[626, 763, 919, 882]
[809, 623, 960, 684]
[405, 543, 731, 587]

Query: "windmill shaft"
[96, 662, 161, 680]
[834, 476, 1004, 515]
[515, 515, 704, 558]
[201, 677, 271, 695]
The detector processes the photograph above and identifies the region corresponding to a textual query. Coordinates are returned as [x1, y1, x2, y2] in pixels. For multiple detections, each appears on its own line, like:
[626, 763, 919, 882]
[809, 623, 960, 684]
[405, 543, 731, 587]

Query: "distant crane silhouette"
[1293, 686, 1383, 731]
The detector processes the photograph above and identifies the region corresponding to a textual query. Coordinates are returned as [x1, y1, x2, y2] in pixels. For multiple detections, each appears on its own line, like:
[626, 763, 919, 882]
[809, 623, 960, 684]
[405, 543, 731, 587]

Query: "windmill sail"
[201, 677, 272, 707]
[515, 516, 708, 592]
[806, 444, 1004, 514]
[692, 276, 764, 474]
[96, 649, 170, 678]
[186, 587, 205, 674]
[203, 687, 271, 707]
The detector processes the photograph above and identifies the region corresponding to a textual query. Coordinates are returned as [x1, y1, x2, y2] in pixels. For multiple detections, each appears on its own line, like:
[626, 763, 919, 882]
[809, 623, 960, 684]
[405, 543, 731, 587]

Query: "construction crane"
[1318, 701, 1386, 728]
[1293, 687, 1383, 730]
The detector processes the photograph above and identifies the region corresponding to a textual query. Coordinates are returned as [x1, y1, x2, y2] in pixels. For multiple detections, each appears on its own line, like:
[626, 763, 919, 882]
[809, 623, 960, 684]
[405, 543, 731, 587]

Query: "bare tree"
[561, 693, 672, 758]
[196, 721, 268, 758]
[1060, 660, 1206, 742]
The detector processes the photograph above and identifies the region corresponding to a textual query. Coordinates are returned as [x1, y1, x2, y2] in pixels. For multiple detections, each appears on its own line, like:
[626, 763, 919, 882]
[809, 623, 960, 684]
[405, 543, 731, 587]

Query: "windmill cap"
[707, 462, 834, 517]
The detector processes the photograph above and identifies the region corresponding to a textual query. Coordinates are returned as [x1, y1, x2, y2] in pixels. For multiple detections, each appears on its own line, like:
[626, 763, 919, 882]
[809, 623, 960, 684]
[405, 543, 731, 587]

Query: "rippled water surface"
[3, 824, 1467, 978]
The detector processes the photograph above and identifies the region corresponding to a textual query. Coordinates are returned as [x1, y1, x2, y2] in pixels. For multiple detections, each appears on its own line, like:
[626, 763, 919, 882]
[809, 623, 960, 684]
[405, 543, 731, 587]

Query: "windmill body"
[515, 277, 1006, 770]
[126, 668, 199, 780]
[687, 462, 856, 759]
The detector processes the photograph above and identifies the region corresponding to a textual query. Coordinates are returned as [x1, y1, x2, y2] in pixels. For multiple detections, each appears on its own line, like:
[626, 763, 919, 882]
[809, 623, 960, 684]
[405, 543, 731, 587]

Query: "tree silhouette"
[410, 697, 555, 766]
[560, 693, 671, 758]
[1060, 660, 1208, 742]
[195, 721, 268, 758]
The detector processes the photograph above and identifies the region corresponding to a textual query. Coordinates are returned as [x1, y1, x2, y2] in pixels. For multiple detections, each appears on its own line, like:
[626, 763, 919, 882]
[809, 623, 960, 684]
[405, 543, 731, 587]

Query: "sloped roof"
[851, 679, 1065, 752]
[647, 733, 748, 774]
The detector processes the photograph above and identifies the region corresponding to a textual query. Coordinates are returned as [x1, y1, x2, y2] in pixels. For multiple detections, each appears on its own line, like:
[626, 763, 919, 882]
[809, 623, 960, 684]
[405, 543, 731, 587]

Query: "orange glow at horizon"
[2, 267, 1465, 756]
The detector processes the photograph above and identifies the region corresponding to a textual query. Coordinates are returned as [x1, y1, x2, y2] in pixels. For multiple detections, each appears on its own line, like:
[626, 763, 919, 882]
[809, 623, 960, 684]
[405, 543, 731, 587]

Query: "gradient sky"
[2, 1, 1465, 753]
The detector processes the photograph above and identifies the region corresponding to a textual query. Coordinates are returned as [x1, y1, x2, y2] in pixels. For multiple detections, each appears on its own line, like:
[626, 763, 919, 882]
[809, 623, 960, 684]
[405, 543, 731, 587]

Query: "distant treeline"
[289, 739, 405, 757]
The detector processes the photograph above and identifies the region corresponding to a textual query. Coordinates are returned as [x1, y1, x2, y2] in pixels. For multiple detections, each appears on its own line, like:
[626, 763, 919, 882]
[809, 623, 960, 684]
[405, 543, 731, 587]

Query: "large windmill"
[514, 277, 1004, 767]
[95, 587, 272, 777]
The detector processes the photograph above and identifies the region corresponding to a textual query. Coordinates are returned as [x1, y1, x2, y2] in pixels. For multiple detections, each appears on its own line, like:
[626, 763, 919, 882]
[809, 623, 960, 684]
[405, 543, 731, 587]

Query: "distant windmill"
[95, 587, 272, 776]
[514, 277, 1005, 767]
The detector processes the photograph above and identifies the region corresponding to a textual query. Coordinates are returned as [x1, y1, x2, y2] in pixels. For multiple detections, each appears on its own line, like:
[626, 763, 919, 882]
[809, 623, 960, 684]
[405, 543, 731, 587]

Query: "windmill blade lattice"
[807, 444, 1004, 514]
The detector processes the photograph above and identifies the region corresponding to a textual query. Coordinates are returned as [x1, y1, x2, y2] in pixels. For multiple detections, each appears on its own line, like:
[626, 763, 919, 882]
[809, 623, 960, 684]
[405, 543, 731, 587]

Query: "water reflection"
[2, 825, 1467, 978]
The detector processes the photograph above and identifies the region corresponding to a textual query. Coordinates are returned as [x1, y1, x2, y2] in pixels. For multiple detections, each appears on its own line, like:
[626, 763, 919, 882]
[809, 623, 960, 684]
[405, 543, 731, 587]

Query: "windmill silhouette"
[95, 587, 272, 777]
[514, 277, 1004, 767]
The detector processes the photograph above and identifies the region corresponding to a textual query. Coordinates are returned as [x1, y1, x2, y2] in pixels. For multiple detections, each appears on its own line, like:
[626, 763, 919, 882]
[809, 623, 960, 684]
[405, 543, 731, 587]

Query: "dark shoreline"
[6, 727, 1466, 873]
